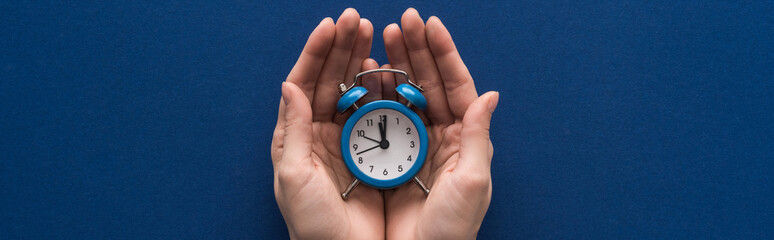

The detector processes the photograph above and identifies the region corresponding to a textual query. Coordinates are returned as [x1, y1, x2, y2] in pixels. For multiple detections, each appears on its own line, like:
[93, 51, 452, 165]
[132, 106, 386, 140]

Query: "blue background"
[2, 1, 772, 239]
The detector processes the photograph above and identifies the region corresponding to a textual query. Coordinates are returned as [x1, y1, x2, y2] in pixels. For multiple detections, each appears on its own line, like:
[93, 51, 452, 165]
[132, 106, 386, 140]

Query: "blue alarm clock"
[337, 69, 431, 199]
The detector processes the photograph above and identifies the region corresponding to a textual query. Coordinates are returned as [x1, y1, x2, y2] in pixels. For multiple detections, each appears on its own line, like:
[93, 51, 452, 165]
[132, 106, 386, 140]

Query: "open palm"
[270, 9, 385, 240]
[379, 9, 499, 240]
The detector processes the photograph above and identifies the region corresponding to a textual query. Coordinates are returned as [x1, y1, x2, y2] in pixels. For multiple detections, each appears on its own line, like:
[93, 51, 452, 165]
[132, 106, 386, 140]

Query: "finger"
[286, 17, 336, 103]
[280, 82, 314, 166]
[361, 58, 382, 103]
[312, 8, 361, 122]
[426, 16, 478, 119]
[401, 8, 454, 125]
[381, 64, 430, 124]
[380, 64, 397, 101]
[344, 19, 374, 87]
[335, 18, 373, 124]
[271, 98, 286, 167]
[383, 23, 414, 88]
[457, 91, 499, 175]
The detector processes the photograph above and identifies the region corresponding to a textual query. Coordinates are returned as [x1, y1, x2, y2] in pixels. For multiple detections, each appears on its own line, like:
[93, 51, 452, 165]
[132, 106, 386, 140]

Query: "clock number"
[366, 119, 373, 126]
[357, 130, 365, 137]
[398, 165, 403, 172]
[380, 115, 387, 122]
[369, 165, 374, 172]
[353, 144, 358, 151]
[410, 141, 415, 148]
[406, 127, 411, 135]
[383, 169, 388, 176]
[407, 155, 412, 161]
[358, 157, 363, 164]
[396, 117, 400, 125]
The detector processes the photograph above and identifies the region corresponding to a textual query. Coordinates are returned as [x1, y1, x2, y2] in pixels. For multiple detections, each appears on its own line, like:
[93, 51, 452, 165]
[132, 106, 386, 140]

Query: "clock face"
[348, 108, 421, 180]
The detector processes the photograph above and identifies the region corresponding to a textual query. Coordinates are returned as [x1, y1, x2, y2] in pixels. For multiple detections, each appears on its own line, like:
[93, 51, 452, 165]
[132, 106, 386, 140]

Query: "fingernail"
[488, 92, 499, 113]
[282, 82, 292, 105]
[426, 17, 435, 34]
[428, 16, 439, 23]
[427, 16, 444, 34]
[387, 23, 399, 29]
[338, 8, 358, 24]
[315, 17, 332, 32]
[321, 17, 332, 25]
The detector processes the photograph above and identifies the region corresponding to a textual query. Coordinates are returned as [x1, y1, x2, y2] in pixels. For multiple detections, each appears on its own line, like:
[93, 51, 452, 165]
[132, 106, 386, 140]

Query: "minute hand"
[378, 121, 386, 141]
[357, 145, 380, 155]
[382, 115, 387, 140]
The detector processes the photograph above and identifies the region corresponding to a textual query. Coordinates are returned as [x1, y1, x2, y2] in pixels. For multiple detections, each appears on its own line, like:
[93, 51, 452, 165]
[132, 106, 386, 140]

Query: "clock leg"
[413, 176, 430, 196]
[341, 179, 360, 200]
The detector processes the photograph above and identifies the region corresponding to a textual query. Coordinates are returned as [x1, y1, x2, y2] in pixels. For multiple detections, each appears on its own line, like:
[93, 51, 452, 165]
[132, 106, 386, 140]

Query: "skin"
[271, 8, 499, 240]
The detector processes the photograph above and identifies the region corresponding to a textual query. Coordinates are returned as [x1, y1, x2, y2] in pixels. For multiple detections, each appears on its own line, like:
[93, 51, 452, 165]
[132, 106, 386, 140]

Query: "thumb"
[457, 91, 499, 175]
[280, 82, 314, 166]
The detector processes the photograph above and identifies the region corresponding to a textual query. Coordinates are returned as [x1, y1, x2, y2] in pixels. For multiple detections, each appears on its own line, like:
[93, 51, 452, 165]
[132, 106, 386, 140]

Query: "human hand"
[270, 8, 385, 239]
[380, 9, 499, 240]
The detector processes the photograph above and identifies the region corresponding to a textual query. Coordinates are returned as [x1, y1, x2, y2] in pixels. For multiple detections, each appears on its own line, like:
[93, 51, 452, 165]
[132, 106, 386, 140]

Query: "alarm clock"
[337, 69, 431, 199]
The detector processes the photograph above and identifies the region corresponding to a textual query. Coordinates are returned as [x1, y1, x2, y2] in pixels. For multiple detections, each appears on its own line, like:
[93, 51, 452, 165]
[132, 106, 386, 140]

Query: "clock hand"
[356, 144, 380, 155]
[377, 120, 390, 149]
[378, 121, 386, 141]
[382, 115, 387, 141]
[362, 135, 380, 144]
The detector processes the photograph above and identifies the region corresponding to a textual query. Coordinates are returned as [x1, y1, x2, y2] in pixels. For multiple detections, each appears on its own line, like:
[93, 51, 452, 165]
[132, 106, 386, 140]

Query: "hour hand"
[377, 117, 389, 149]
[362, 135, 380, 144]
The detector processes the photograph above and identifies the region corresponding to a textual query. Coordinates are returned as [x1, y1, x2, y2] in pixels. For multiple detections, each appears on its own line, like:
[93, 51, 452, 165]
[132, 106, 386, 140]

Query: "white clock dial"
[348, 108, 421, 180]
